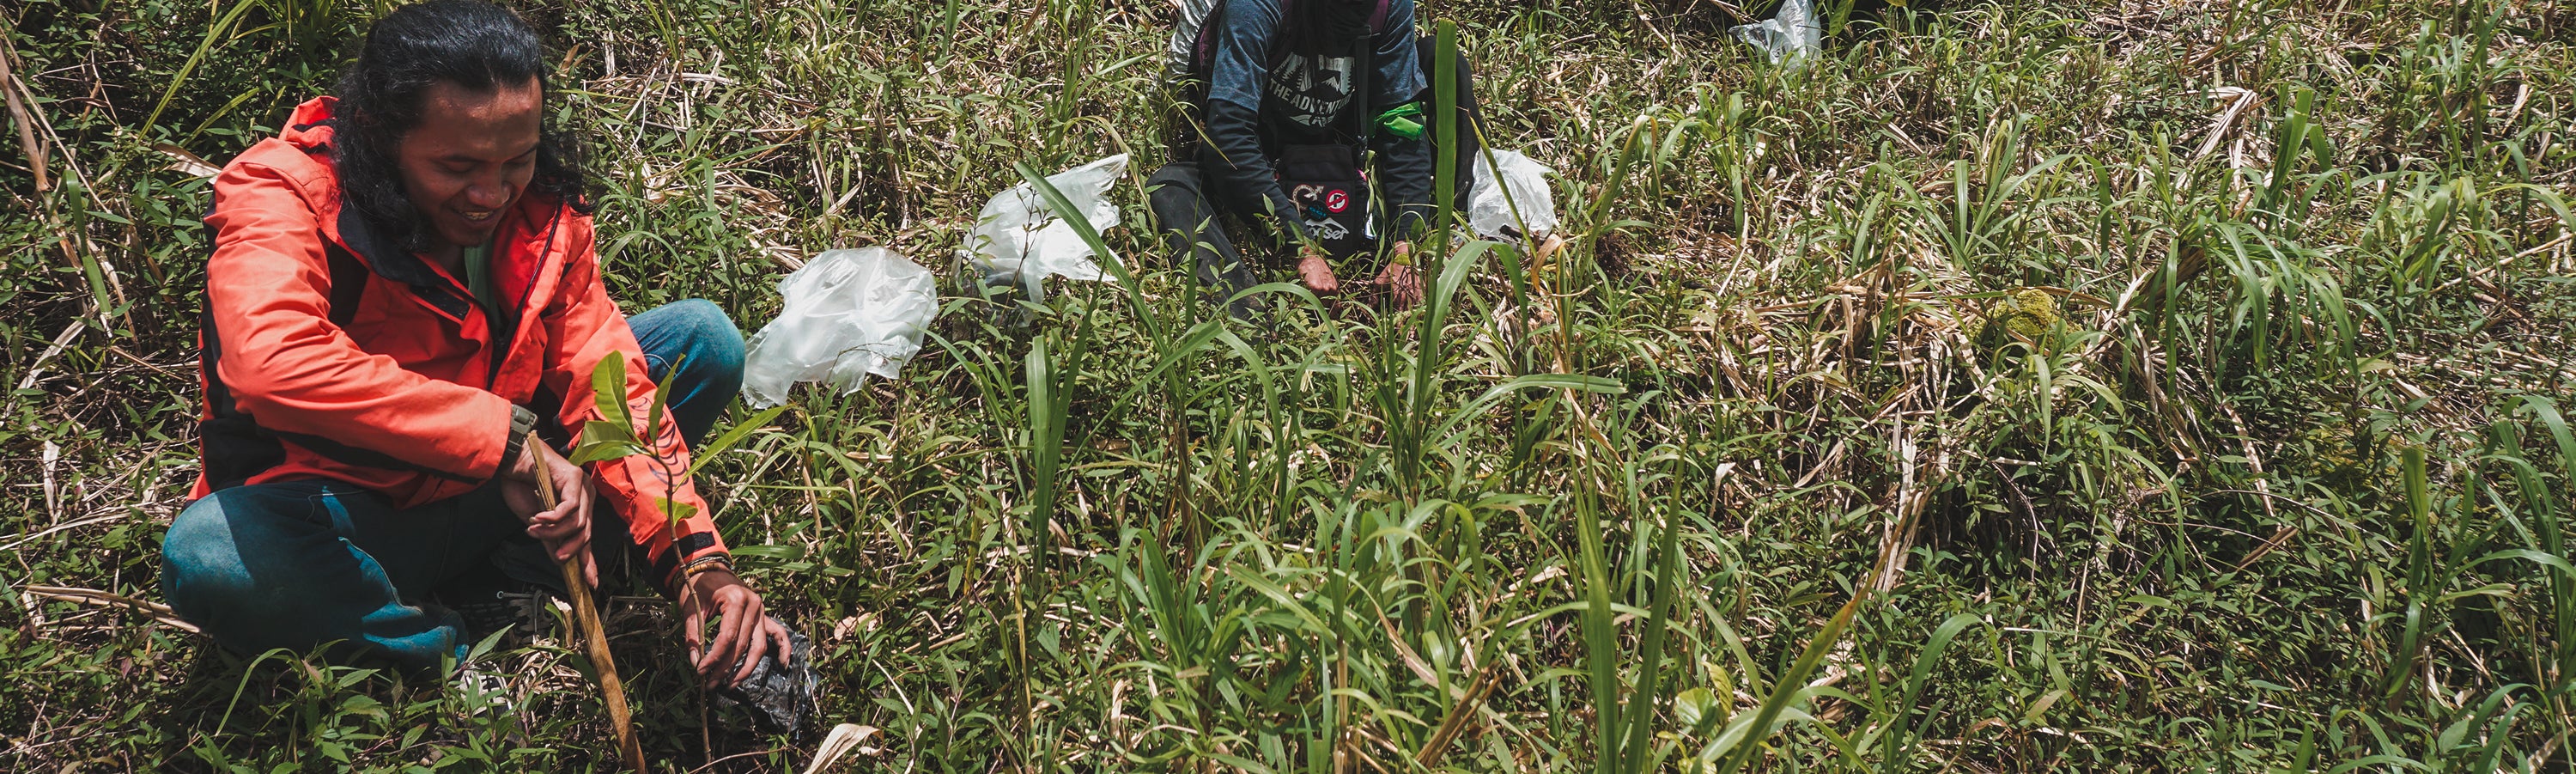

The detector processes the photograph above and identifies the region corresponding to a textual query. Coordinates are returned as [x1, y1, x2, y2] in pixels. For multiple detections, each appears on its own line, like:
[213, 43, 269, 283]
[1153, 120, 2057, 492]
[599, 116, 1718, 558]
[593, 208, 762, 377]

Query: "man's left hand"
[677, 569, 795, 689]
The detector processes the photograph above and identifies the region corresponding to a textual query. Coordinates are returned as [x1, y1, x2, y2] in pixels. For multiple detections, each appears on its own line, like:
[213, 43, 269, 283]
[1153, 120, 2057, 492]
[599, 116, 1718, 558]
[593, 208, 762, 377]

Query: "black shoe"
[435, 576, 560, 646]
[714, 620, 818, 740]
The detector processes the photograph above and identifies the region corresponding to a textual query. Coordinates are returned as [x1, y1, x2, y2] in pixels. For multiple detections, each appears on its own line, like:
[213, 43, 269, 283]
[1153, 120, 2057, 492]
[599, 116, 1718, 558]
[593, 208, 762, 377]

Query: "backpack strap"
[1351, 0, 1396, 143]
[323, 241, 368, 327]
[1353, 17, 1375, 144]
[1188, 0, 1238, 81]
[1188, 5, 1214, 77]
[197, 233, 379, 492]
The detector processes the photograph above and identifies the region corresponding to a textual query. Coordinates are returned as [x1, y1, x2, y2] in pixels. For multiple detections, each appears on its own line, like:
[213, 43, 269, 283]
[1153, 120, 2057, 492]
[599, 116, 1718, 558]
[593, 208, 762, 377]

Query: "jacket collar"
[282, 97, 338, 143]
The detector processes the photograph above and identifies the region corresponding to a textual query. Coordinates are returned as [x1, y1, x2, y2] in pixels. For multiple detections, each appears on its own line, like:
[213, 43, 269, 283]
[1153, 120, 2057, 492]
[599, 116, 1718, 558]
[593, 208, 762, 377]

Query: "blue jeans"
[161, 300, 746, 672]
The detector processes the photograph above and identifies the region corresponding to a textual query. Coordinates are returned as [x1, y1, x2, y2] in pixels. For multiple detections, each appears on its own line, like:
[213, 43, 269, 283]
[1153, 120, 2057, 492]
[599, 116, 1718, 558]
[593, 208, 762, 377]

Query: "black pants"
[1151, 38, 1482, 316]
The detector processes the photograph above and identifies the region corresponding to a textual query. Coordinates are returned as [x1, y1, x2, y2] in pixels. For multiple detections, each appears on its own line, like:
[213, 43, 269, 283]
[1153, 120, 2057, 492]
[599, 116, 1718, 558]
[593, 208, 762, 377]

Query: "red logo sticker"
[1325, 189, 1350, 213]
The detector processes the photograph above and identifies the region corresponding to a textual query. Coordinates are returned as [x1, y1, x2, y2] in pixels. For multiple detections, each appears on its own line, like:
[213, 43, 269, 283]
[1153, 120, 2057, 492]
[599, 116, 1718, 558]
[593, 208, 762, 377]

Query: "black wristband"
[498, 405, 540, 475]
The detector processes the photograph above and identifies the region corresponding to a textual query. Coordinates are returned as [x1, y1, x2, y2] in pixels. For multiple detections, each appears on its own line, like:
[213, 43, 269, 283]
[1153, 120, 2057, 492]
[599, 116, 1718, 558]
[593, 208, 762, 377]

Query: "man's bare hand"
[501, 442, 596, 588]
[1381, 241, 1423, 308]
[678, 569, 794, 690]
[1297, 246, 1340, 295]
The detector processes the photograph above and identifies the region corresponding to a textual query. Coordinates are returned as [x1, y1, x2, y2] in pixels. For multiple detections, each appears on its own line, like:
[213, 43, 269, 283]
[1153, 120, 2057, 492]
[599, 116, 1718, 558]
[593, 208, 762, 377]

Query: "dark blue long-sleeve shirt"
[1195, 0, 1434, 241]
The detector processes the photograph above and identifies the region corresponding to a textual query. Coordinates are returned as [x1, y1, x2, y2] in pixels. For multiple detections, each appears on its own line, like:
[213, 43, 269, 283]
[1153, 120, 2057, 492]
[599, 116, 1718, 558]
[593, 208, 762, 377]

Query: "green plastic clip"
[1376, 103, 1427, 140]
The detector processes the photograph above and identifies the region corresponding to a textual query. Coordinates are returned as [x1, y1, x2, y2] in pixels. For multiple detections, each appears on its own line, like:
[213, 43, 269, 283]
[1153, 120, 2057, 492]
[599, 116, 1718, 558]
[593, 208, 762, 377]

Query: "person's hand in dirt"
[1297, 242, 1340, 296]
[1380, 241, 1423, 308]
[501, 442, 595, 588]
[680, 569, 795, 690]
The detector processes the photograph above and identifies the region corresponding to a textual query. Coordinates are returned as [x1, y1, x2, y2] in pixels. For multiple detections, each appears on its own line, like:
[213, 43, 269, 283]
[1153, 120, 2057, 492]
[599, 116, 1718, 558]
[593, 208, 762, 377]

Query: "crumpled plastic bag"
[962, 154, 1128, 297]
[741, 247, 939, 408]
[1732, 0, 1822, 64]
[1467, 149, 1559, 240]
[716, 625, 819, 740]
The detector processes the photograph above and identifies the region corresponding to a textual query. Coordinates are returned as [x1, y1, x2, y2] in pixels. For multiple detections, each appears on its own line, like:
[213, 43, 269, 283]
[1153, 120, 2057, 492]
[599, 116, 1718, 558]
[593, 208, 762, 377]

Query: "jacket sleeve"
[538, 221, 729, 590]
[204, 159, 514, 482]
[1200, 0, 1308, 242]
[1370, 0, 1435, 238]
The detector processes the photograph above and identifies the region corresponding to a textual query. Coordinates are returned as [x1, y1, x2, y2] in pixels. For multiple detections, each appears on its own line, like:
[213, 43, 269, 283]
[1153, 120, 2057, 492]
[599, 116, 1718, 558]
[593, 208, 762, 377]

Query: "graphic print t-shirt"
[1266, 51, 1360, 131]
[1203, 0, 1421, 145]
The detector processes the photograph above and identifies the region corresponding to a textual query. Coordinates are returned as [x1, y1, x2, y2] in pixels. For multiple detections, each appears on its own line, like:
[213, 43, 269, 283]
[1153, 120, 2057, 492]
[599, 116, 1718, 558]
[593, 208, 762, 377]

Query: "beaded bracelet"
[677, 554, 735, 583]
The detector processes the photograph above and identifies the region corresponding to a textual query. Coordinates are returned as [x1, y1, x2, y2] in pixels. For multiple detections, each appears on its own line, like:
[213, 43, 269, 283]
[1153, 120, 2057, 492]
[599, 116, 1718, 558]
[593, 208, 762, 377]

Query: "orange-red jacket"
[194, 97, 727, 585]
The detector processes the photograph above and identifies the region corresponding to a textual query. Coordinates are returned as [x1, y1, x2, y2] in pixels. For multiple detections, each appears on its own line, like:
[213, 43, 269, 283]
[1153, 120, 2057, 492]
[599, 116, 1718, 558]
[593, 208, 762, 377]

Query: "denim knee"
[160, 485, 472, 671]
[631, 298, 746, 445]
[651, 298, 746, 392]
[1147, 162, 1204, 198]
[161, 495, 246, 625]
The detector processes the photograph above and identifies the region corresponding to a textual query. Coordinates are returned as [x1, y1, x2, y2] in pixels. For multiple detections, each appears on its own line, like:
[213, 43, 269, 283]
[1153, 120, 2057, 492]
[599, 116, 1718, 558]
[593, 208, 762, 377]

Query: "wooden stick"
[21, 584, 198, 633]
[0, 32, 50, 192]
[532, 433, 647, 773]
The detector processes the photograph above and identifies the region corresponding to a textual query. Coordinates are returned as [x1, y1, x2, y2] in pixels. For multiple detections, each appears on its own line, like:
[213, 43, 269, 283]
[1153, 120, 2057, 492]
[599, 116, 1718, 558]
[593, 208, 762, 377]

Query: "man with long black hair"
[1151, 0, 1480, 315]
[162, 0, 807, 724]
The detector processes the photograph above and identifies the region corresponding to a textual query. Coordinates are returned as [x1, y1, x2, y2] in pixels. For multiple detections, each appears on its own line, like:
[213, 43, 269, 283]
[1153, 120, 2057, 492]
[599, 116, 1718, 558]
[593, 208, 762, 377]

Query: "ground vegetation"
[2, 0, 2573, 770]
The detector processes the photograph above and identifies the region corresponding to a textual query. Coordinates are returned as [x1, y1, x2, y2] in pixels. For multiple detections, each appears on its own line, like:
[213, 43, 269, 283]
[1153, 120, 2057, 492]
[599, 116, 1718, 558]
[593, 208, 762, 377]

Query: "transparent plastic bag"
[741, 247, 939, 408]
[1731, 0, 1822, 64]
[1467, 149, 1559, 240]
[962, 154, 1128, 298]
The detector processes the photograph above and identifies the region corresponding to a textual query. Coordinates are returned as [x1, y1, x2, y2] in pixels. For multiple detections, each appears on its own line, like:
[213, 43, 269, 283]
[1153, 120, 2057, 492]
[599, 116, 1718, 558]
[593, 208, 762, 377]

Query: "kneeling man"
[162, 0, 794, 699]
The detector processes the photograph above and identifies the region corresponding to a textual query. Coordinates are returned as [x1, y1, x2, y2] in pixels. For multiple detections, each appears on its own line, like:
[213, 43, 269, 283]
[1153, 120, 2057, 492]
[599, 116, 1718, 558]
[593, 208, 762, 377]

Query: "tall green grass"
[2, 0, 2574, 771]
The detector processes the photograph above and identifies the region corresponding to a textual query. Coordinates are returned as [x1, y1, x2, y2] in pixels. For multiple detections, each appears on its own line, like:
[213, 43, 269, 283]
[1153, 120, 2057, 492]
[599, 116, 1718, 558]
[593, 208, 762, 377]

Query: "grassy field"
[5, 0, 2575, 770]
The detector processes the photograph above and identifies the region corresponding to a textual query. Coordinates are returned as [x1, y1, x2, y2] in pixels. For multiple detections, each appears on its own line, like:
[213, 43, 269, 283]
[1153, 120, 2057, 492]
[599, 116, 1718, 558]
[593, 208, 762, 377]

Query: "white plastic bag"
[1467, 149, 1559, 240]
[962, 154, 1128, 298]
[1731, 0, 1822, 64]
[741, 247, 939, 408]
